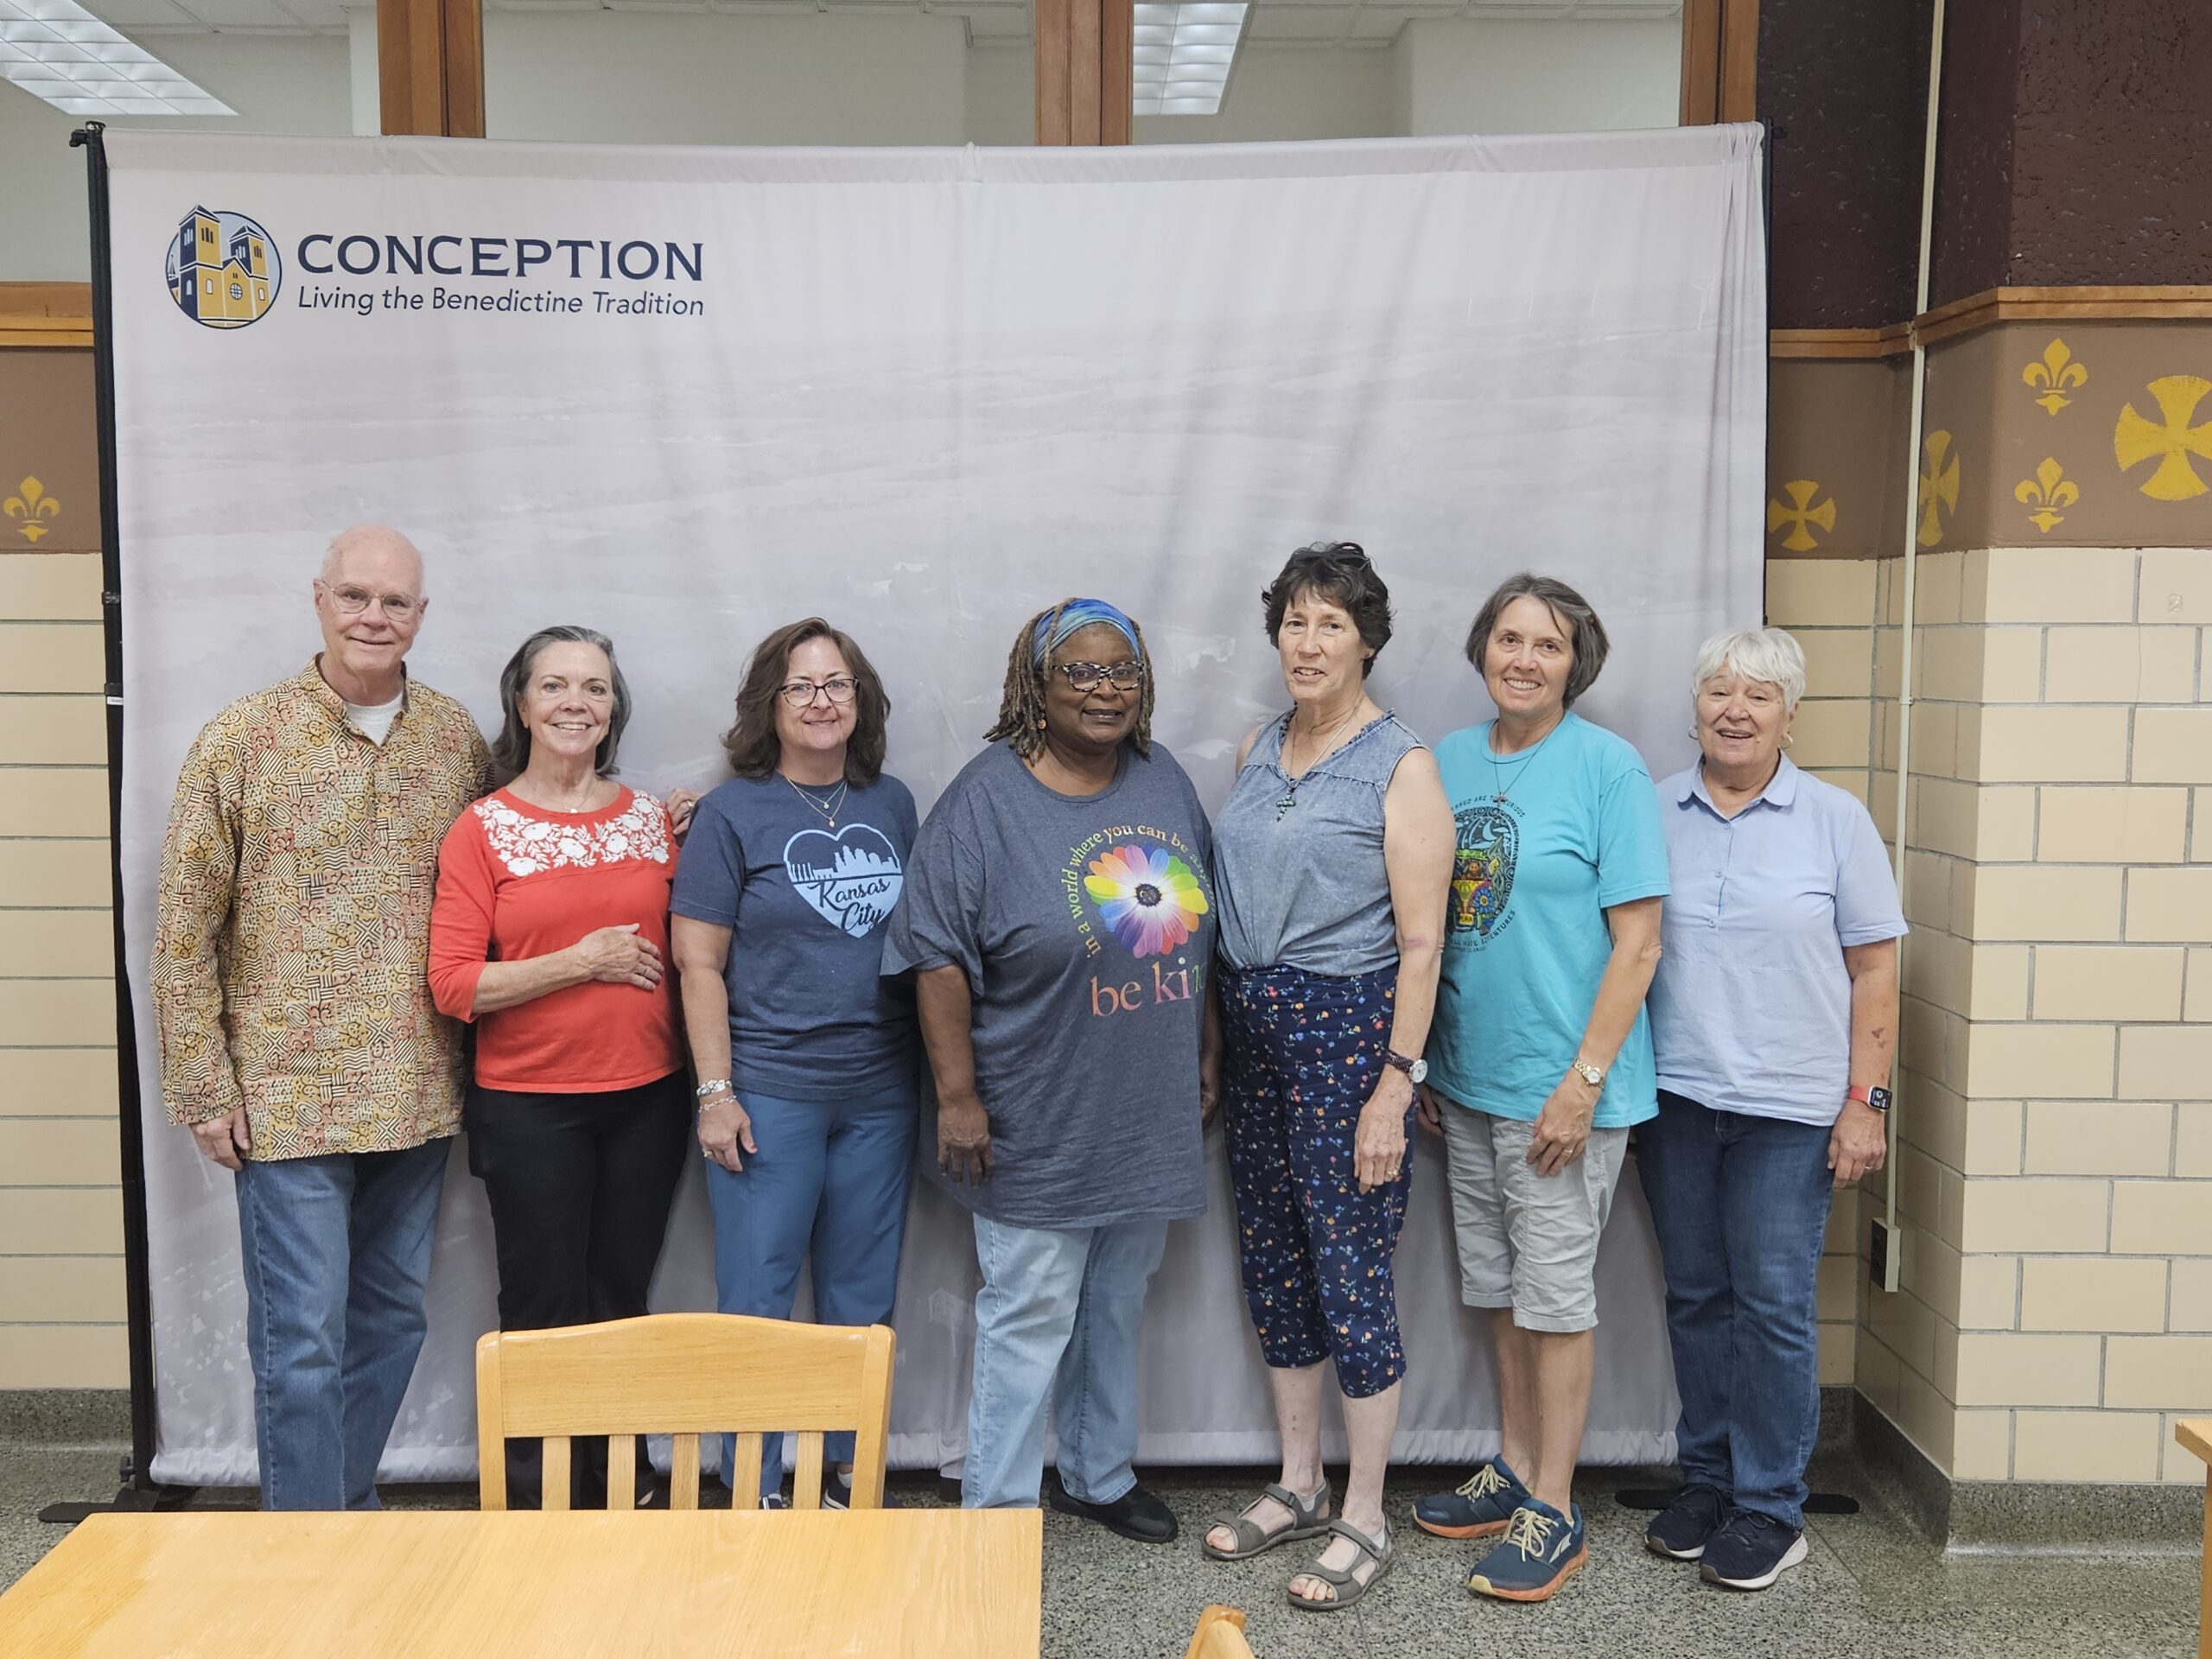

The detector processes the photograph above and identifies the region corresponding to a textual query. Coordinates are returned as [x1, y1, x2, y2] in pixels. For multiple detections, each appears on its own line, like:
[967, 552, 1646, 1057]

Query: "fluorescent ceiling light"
[0, 0, 233, 118]
[1133, 2, 1246, 118]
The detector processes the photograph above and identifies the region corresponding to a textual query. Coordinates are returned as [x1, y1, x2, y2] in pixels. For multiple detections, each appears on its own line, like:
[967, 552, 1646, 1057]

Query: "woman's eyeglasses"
[1054, 661, 1145, 692]
[779, 676, 859, 708]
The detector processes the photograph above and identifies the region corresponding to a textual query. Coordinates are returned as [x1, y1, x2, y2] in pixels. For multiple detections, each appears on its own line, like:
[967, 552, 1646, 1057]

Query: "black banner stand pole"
[41, 121, 197, 1524]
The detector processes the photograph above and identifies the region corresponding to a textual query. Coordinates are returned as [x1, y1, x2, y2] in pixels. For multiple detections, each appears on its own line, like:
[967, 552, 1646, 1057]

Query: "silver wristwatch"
[1382, 1049, 1428, 1084]
[694, 1077, 734, 1100]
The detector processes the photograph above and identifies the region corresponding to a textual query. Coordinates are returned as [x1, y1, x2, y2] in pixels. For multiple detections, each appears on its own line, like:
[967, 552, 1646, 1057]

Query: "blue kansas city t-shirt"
[1427, 711, 1669, 1130]
[671, 773, 919, 1103]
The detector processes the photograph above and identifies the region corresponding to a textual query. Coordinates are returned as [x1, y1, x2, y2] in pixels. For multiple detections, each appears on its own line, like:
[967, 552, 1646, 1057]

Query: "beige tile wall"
[1778, 546, 2212, 1484]
[0, 551, 128, 1386]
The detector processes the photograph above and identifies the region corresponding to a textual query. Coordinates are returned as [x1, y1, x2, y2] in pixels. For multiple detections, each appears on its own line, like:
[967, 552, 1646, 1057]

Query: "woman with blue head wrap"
[881, 595, 1218, 1541]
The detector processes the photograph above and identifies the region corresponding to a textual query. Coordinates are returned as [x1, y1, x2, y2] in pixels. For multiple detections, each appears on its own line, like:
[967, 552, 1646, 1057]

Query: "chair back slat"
[474, 1314, 895, 1514]
[671, 1433, 701, 1510]
[607, 1435, 636, 1510]
[541, 1438, 572, 1511]
[791, 1431, 826, 1510]
[730, 1433, 763, 1510]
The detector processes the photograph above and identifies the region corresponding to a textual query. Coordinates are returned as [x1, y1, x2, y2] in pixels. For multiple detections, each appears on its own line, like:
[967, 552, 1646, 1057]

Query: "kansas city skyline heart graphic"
[782, 824, 904, 938]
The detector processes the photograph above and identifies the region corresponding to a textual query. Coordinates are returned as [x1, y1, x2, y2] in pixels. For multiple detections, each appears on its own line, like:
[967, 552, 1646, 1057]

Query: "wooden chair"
[1182, 1605, 1256, 1659]
[2177, 1420, 2210, 1659]
[474, 1312, 895, 1511]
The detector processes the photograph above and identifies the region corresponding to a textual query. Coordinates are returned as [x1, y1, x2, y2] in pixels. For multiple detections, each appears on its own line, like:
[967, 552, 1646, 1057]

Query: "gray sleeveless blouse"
[1213, 710, 1425, 976]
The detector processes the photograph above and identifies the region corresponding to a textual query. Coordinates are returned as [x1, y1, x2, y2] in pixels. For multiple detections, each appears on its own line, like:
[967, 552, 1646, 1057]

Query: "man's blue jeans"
[232, 1137, 451, 1510]
[963, 1214, 1168, 1511]
[1637, 1090, 1834, 1529]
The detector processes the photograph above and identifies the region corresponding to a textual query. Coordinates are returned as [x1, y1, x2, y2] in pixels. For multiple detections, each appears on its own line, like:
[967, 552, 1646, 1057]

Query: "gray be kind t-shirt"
[880, 740, 1215, 1230]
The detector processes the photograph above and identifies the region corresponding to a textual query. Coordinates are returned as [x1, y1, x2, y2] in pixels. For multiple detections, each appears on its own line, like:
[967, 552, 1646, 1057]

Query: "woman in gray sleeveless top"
[1199, 544, 1453, 1611]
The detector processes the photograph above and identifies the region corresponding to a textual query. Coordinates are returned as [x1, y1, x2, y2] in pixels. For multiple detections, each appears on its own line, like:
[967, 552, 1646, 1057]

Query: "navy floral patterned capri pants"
[1220, 962, 1411, 1399]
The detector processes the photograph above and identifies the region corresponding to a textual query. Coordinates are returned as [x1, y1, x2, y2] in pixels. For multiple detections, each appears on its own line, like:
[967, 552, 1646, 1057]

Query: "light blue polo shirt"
[1427, 713, 1671, 1130]
[1648, 755, 1907, 1127]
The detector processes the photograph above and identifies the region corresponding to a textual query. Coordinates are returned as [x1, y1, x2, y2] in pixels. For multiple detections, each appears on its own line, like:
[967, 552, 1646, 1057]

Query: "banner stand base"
[38, 1459, 199, 1525]
[1613, 1484, 1862, 1516]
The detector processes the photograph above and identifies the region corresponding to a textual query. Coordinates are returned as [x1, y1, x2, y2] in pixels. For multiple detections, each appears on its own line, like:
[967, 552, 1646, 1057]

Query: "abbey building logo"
[165, 207, 279, 328]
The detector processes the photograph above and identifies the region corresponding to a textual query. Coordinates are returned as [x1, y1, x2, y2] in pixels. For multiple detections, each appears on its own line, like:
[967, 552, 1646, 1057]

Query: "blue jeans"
[963, 1213, 1168, 1510]
[232, 1137, 451, 1510]
[704, 1085, 917, 1495]
[1637, 1090, 1834, 1529]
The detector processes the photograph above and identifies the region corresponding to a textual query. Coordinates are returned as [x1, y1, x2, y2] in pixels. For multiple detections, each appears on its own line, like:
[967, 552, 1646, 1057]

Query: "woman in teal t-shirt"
[1409, 573, 1669, 1605]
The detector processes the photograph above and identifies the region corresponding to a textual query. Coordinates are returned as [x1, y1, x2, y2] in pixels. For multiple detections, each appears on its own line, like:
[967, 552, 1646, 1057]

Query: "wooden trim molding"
[1771, 325, 1913, 360]
[1914, 285, 2212, 347]
[1774, 288, 2212, 358]
[0, 283, 92, 349]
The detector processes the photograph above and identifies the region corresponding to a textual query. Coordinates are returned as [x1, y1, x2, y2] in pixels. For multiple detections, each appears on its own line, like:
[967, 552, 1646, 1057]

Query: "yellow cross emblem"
[1917, 430, 1959, 548]
[1766, 480, 1836, 552]
[2113, 375, 2212, 501]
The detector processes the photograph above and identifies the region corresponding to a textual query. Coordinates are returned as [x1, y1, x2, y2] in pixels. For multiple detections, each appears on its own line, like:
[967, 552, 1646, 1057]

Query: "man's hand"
[191, 1108, 252, 1172]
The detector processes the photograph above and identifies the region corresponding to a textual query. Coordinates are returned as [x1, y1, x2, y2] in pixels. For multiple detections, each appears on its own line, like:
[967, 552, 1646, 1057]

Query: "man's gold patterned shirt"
[152, 660, 491, 1158]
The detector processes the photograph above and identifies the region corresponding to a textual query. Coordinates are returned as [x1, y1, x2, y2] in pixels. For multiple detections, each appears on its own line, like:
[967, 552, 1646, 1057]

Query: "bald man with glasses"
[153, 524, 490, 1510]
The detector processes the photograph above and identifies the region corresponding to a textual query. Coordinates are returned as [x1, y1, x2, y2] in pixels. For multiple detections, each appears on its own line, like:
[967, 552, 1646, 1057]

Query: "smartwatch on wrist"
[1847, 1084, 1892, 1114]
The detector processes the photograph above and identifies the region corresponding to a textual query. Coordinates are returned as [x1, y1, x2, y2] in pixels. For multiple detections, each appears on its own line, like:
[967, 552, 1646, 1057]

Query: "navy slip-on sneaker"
[1465, 1497, 1588, 1602]
[1700, 1508, 1808, 1591]
[1413, 1458, 1532, 1540]
[1645, 1484, 1730, 1560]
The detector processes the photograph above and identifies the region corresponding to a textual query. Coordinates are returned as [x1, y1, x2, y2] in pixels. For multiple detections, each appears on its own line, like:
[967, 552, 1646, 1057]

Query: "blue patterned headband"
[1030, 598, 1140, 668]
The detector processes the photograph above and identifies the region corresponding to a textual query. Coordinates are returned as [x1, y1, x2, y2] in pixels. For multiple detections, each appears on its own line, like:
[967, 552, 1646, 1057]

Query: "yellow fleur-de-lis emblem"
[4, 476, 61, 543]
[2013, 457, 2079, 534]
[2021, 338, 2087, 416]
[2113, 375, 2212, 500]
[1916, 430, 1959, 548]
[1766, 480, 1836, 552]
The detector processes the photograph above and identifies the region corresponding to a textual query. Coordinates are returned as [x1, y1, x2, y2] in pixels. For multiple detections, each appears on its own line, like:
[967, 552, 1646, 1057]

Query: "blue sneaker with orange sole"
[1412, 1458, 1532, 1540]
[1464, 1497, 1588, 1603]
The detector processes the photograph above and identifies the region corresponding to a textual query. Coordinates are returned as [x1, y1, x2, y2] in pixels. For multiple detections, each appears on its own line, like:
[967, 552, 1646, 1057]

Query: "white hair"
[319, 524, 424, 587]
[1692, 626, 1807, 711]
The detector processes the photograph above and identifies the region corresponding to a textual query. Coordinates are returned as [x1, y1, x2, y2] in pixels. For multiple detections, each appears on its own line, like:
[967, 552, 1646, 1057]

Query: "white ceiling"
[83, 0, 1681, 48]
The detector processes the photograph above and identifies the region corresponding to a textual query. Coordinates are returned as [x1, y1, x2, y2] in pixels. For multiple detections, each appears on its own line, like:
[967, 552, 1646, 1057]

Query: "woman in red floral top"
[429, 625, 684, 1509]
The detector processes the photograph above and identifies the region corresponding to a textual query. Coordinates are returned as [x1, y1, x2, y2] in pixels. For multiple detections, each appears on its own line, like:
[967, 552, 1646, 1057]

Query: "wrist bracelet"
[694, 1077, 733, 1100]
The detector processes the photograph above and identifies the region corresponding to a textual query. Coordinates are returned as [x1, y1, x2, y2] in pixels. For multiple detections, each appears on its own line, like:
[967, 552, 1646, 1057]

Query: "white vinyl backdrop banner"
[104, 126, 1765, 1487]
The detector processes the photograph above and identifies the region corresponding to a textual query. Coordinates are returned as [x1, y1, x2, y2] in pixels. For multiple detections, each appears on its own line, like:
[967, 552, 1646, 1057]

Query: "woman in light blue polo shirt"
[1639, 626, 1903, 1593]
[1411, 573, 1669, 1605]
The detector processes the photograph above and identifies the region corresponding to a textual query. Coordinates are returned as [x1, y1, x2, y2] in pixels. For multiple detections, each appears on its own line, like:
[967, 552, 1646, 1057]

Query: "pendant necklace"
[1489, 721, 1558, 804]
[785, 772, 849, 829]
[1274, 704, 1360, 821]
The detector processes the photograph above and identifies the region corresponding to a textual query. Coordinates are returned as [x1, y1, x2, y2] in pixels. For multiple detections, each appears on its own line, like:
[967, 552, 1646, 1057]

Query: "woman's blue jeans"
[703, 1084, 917, 1495]
[962, 1213, 1169, 1510]
[1637, 1090, 1835, 1530]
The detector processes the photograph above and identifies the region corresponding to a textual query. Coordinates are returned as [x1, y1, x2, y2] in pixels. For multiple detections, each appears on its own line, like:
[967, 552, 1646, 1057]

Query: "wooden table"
[0, 1508, 1043, 1658]
[2179, 1419, 2210, 1659]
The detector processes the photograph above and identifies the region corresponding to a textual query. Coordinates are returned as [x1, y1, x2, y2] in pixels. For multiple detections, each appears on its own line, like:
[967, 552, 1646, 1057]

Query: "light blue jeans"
[963, 1213, 1169, 1510]
[704, 1085, 918, 1496]
[232, 1138, 451, 1510]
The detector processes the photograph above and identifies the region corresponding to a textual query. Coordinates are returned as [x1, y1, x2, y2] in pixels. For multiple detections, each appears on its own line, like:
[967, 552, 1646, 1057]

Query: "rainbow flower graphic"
[1084, 843, 1210, 957]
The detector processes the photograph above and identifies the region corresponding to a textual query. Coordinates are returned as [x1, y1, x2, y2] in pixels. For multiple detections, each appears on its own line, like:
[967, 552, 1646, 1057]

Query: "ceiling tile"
[77, 0, 208, 30]
[1245, 4, 1351, 38]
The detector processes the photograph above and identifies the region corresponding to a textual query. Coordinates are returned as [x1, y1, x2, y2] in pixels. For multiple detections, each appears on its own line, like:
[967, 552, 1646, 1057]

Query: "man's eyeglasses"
[779, 676, 859, 708]
[321, 583, 422, 620]
[1054, 661, 1145, 693]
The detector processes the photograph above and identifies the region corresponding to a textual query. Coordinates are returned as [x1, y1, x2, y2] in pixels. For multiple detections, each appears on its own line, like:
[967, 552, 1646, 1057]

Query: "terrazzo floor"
[3, 1417, 2200, 1658]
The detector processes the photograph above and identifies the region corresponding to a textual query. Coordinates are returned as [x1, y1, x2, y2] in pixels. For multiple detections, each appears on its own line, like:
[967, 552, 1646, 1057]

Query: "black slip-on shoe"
[1048, 1478, 1179, 1543]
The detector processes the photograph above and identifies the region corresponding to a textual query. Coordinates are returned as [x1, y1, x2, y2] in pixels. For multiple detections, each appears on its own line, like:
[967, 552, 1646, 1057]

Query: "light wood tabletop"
[0, 1507, 1044, 1658]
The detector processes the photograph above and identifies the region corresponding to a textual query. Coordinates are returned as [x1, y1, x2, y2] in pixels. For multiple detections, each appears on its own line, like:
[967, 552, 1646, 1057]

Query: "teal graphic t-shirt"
[1427, 711, 1669, 1130]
